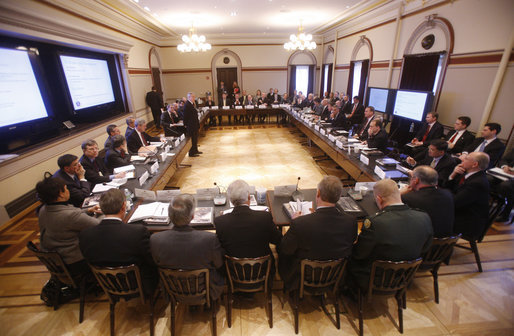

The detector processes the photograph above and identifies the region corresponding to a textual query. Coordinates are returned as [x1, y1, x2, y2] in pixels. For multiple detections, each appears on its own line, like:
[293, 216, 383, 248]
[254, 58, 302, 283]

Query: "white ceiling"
[122, 0, 364, 38]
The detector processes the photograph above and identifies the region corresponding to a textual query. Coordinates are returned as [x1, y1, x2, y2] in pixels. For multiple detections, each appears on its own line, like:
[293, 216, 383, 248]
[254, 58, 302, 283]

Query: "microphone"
[291, 176, 305, 201]
[213, 182, 226, 205]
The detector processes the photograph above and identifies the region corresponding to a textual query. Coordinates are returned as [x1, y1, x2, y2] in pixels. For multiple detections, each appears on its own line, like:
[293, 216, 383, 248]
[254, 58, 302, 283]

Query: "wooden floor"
[0, 125, 513, 336]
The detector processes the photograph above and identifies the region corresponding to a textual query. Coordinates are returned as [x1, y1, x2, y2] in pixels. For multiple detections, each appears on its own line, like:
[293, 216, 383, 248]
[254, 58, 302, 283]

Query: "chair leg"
[227, 289, 232, 328]
[358, 289, 364, 336]
[431, 265, 440, 304]
[334, 293, 341, 329]
[110, 303, 115, 336]
[402, 291, 406, 310]
[293, 291, 299, 334]
[149, 296, 155, 336]
[211, 299, 218, 336]
[469, 241, 483, 272]
[267, 289, 273, 328]
[79, 277, 86, 323]
[396, 292, 403, 333]
[170, 301, 176, 336]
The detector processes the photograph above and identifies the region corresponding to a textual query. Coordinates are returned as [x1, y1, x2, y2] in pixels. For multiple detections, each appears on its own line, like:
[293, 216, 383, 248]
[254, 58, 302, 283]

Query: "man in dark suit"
[461, 122, 505, 169]
[363, 119, 388, 153]
[271, 88, 281, 104]
[217, 81, 227, 104]
[401, 166, 454, 237]
[489, 149, 514, 222]
[151, 194, 225, 300]
[218, 92, 232, 125]
[145, 86, 163, 129]
[184, 92, 202, 157]
[447, 152, 490, 240]
[126, 118, 163, 154]
[320, 101, 331, 120]
[340, 95, 352, 115]
[406, 139, 457, 186]
[79, 189, 158, 295]
[125, 117, 135, 137]
[347, 96, 365, 125]
[445, 116, 475, 155]
[215, 179, 282, 260]
[105, 135, 131, 173]
[347, 179, 433, 290]
[160, 103, 184, 137]
[330, 105, 346, 128]
[279, 176, 357, 290]
[302, 93, 315, 109]
[232, 93, 244, 124]
[354, 106, 376, 141]
[104, 124, 120, 150]
[52, 154, 91, 208]
[80, 139, 124, 187]
[410, 112, 444, 146]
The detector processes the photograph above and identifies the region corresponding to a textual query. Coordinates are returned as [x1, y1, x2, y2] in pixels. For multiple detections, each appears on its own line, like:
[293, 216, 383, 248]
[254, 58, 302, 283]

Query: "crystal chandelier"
[284, 23, 316, 51]
[177, 26, 211, 53]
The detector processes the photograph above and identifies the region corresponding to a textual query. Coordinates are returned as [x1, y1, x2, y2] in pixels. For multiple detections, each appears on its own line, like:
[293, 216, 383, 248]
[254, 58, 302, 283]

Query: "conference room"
[0, 0, 513, 335]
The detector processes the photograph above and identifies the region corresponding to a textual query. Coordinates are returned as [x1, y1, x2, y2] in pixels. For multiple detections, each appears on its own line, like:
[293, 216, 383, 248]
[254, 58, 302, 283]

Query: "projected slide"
[368, 88, 389, 112]
[0, 48, 49, 128]
[60, 55, 115, 110]
[393, 90, 429, 121]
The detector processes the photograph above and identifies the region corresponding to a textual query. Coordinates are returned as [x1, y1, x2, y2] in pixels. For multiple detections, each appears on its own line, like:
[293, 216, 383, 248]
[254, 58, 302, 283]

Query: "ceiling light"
[230, 11, 237, 16]
[144, 6, 150, 11]
[284, 22, 316, 51]
[177, 25, 211, 53]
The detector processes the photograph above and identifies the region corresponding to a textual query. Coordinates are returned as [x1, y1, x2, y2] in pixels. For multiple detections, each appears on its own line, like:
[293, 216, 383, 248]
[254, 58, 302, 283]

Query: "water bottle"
[409, 122, 414, 133]
[124, 189, 132, 211]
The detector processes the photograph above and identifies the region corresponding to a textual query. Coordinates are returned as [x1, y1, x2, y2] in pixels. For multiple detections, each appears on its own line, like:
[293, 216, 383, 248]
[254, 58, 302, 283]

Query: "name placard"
[235, 105, 243, 109]
[150, 161, 159, 174]
[315, 125, 320, 132]
[320, 129, 326, 136]
[374, 165, 386, 179]
[336, 140, 344, 149]
[328, 134, 336, 142]
[174, 139, 180, 147]
[139, 171, 149, 186]
[222, 106, 230, 110]
[360, 154, 369, 165]
[180, 134, 185, 141]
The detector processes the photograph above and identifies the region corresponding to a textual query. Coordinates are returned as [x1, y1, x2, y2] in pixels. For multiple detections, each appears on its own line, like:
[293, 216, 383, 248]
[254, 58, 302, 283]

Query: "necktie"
[449, 131, 458, 143]
[478, 141, 487, 152]
[74, 175, 80, 186]
[422, 124, 432, 142]
[120, 150, 125, 158]
[92, 159, 99, 172]
[350, 104, 357, 116]
[458, 175, 466, 185]
[430, 159, 437, 168]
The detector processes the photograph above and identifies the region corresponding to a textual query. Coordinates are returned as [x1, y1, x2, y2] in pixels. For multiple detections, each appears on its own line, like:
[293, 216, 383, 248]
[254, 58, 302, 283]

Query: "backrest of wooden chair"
[299, 258, 346, 298]
[158, 268, 210, 307]
[26, 241, 76, 288]
[478, 192, 507, 242]
[367, 258, 422, 301]
[224, 255, 271, 293]
[421, 235, 461, 268]
[89, 264, 145, 305]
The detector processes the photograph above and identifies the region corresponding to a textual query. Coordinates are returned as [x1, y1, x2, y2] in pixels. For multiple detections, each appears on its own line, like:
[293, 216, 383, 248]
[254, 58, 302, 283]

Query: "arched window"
[287, 50, 317, 96]
[321, 46, 334, 96]
[347, 36, 372, 102]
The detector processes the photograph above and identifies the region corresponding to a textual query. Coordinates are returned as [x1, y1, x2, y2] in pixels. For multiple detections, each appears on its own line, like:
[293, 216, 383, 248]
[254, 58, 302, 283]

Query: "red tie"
[422, 125, 432, 142]
[449, 131, 458, 143]
[458, 175, 465, 185]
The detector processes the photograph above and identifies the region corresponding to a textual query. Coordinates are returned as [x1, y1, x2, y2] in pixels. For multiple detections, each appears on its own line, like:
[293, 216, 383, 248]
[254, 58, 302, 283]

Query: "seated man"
[52, 154, 91, 208]
[329, 105, 346, 128]
[489, 149, 513, 223]
[36, 174, 101, 276]
[125, 117, 135, 137]
[160, 103, 184, 137]
[271, 88, 281, 104]
[401, 166, 454, 237]
[405, 139, 457, 186]
[410, 112, 444, 148]
[104, 124, 120, 150]
[320, 100, 331, 120]
[79, 189, 158, 295]
[279, 176, 357, 290]
[215, 179, 282, 259]
[150, 194, 224, 300]
[347, 96, 364, 126]
[445, 116, 475, 155]
[362, 119, 388, 153]
[126, 118, 164, 154]
[105, 135, 131, 173]
[461, 122, 505, 169]
[79, 139, 124, 187]
[347, 179, 433, 290]
[354, 106, 376, 141]
[233, 93, 244, 123]
[447, 152, 491, 239]
[218, 92, 232, 125]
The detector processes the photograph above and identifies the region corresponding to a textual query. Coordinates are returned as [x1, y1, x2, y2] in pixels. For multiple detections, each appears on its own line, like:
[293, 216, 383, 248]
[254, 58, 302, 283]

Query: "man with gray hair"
[125, 117, 135, 137]
[401, 166, 454, 237]
[447, 151, 490, 240]
[126, 118, 164, 154]
[150, 194, 225, 299]
[347, 179, 433, 291]
[279, 176, 357, 290]
[215, 179, 281, 260]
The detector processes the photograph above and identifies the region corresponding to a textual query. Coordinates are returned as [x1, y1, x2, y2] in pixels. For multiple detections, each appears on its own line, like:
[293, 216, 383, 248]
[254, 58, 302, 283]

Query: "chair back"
[478, 192, 507, 242]
[299, 258, 346, 298]
[26, 241, 77, 287]
[420, 235, 461, 269]
[158, 268, 210, 307]
[89, 264, 145, 305]
[224, 255, 271, 293]
[367, 258, 422, 301]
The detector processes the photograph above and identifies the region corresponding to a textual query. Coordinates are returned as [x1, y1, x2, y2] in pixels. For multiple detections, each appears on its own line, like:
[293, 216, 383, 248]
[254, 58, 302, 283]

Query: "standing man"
[52, 154, 91, 208]
[145, 86, 163, 129]
[184, 92, 202, 157]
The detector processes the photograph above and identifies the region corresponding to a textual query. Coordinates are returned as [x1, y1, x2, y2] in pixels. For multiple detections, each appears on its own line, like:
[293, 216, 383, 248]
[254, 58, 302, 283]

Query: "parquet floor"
[0, 125, 513, 335]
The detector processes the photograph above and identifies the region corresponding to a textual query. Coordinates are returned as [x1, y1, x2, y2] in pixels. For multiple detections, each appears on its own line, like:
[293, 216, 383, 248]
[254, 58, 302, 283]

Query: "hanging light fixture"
[284, 22, 316, 51]
[177, 25, 211, 53]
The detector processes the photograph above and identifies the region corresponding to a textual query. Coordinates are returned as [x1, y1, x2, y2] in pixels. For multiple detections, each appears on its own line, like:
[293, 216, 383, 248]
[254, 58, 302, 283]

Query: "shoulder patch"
[363, 219, 371, 229]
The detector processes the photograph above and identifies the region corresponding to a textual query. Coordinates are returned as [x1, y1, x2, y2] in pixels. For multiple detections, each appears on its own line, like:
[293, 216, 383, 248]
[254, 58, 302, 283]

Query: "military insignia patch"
[364, 219, 371, 229]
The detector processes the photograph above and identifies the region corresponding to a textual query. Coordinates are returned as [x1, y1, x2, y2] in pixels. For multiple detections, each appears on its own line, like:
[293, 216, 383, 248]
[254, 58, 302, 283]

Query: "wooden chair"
[455, 192, 506, 272]
[158, 268, 217, 336]
[418, 235, 461, 303]
[292, 258, 347, 334]
[26, 241, 88, 323]
[358, 258, 422, 336]
[224, 255, 273, 328]
[89, 264, 156, 336]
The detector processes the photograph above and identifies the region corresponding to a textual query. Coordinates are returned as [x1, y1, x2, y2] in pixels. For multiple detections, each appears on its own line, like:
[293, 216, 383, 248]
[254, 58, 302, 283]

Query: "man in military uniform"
[347, 179, 433, 290]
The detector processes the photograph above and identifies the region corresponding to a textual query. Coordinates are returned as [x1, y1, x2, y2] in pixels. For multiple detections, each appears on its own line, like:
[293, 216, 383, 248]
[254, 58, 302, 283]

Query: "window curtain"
[358, 59, 369, 102]
[326, 64, 333, 94]
[399, 53, 442, 91]
[307, 65, 315, 95]
[288, 65, 296, 96]
[346, 61, 355, 98]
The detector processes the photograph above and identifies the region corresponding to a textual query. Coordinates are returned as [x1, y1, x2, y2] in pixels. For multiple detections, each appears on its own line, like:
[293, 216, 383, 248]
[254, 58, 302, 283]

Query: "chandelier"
[177, 26, 211, 53]
[284, 23, 316, 51]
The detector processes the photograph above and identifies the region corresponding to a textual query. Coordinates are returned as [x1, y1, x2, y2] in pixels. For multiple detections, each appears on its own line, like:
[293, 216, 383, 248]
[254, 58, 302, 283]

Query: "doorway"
[216, 67, 238, 97]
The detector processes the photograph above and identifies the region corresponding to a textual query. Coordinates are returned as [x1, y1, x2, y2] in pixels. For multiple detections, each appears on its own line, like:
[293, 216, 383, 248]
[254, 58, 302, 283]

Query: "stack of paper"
[128, 202, 168, 223]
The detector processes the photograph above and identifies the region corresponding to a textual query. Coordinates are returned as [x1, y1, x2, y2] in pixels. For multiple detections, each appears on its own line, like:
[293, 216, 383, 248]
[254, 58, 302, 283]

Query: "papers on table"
[282, 201, 313, 219]
[131, 155, 146, 161]
[487, 167, 514, 181]
[92, 183, 117, 194]
[138, 145, 158, 156]
[190, 207, 214, 225]
[223, 205, 268, 214]
[134, 188, 181, 201]
[128, 202, 168, 223]
[114, 165, 136, 179]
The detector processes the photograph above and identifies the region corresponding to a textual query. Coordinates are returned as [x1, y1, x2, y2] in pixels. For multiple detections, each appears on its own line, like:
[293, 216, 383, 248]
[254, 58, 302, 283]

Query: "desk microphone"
[213, 182, 227, 205]
[291, 176, 305, 202]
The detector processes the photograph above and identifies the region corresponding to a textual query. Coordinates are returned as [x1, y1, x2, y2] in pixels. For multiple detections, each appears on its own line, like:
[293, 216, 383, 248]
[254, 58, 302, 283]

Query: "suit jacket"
[279, 207, 357, 289]
[414, 121, 444, 144]
[79, 155, 111, 186]
[218, 97, 232, 109]
[184, 100, 200, 136]
[38, 202, 100, 264]
[79, 218, 158, 294]
[150, 225, 225, 299]
[205, 99, 216, 108]
[145, 90, 162, 111]
[104, 148, 130, 173]
[126, 130, 160, 154]
[348, 103, 365, 125]
[447, 170, 490, 240]
[215, 206, 282, 258]
[232, 99, 243, 107]
[125, 126, 135, 138]
[356, 115, 376, 141]
[367, 129, 389, 153]
[416, 153, 457, 186]
[348, 204, 433, 290]
[302, 99, 315, 109]
[331, 111, 347, 128]
[313, 104, 324, 116]
[161, 111, 183, 137]
[320, 106, 331, 120]
[341, 100, 352, 115]
[401, 186, 454, 237]
[445, 130, 475, 154]
[464, 137, 506, 168]
[52, 169, 91, 208]
[104, 136, 115, 150]
[271, 93, 282, 104]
